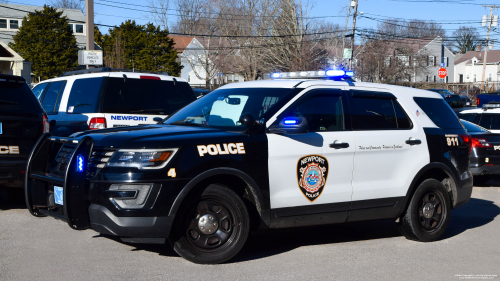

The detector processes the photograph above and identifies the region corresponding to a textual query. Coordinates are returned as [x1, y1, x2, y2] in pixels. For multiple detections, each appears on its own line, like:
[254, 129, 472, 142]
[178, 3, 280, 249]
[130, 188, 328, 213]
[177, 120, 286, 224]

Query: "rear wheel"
[169, 184, 250, 264]
[398, 179, 451, 242]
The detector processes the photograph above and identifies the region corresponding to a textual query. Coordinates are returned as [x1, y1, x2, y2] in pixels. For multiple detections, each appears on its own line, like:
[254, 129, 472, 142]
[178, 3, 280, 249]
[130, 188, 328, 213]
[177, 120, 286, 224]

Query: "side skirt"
[269, 197, 404, 228]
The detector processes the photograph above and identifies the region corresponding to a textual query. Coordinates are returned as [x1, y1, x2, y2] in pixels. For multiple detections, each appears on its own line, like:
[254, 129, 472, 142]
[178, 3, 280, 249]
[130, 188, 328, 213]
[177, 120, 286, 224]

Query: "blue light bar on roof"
[267, 70, 354, 79]
[271, 72, 281, 78]
[345, 71, 354, 77]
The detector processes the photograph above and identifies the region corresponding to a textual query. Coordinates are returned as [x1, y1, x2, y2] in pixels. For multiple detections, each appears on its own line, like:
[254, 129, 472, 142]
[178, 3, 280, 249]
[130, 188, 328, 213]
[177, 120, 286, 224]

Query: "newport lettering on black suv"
[26, 79, 473, 264]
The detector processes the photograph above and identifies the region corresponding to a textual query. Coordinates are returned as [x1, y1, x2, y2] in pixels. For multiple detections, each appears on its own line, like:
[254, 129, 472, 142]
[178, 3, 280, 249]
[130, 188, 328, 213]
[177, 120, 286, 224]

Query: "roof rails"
[61, 67, 170, 77]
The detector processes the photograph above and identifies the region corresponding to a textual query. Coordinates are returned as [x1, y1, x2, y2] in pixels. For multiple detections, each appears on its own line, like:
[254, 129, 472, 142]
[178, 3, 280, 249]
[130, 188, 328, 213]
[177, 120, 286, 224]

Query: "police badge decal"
[297, 155, 329, 202]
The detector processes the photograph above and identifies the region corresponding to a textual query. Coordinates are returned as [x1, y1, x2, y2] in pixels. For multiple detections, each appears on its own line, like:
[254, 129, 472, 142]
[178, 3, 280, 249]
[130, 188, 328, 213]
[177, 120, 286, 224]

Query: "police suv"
[31, 68, 196, 137]
[459, 103, 500, 134]
[25, 70, 473, 264]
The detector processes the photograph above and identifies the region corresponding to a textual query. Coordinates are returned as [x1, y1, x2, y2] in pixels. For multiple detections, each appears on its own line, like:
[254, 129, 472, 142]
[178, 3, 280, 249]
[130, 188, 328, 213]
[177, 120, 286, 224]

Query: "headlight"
[107, 148, 178, 170]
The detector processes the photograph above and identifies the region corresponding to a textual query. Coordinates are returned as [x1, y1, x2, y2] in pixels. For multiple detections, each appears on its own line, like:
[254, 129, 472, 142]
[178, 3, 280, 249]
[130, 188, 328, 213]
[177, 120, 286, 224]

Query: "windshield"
[165, 87, 294, 131]
[461, 119, 489, 133]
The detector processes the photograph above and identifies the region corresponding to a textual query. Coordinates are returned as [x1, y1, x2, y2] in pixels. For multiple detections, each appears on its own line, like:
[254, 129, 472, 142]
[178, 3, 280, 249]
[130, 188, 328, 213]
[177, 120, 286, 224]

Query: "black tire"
[7, 188, 25, 204]
[169, 184, 250, 264]
[398, 179, 451, 242]
[473, 175, 491, 185]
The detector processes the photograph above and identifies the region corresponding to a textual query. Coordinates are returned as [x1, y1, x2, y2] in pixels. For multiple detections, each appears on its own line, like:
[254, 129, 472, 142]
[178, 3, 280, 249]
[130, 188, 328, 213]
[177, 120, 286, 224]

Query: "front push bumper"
[25, 134, 173, 238]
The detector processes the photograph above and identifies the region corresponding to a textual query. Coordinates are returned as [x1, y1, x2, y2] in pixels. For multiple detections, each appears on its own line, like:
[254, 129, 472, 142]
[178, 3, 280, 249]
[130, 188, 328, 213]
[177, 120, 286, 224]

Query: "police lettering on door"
[111, 116, 148, 121]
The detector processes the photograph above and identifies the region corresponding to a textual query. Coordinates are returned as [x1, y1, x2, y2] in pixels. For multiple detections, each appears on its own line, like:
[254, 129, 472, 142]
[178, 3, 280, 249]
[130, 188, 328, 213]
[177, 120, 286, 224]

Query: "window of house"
[426, 76, 429, 82]
[446, 76, 449, 83]
[9, 20, 19, 29]
[467, 74, 470, 80]
[234, 76, 239, 82]
[474, 74, 477, 82]
[0, 19, 6, 29]
[446, 57, 449, 67]
[75, 24, 84, 33]
[489, 73, 492, 81]
[68, 24, 74, 32]
[428, 56, 433, 66]
[433, 76, 436, 82]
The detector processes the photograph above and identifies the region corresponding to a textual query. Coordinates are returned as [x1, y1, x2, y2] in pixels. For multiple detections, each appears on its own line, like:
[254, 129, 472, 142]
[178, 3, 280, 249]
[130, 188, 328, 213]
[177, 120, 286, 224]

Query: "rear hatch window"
[102, 78, 196, 115]
[0, 78, 42, 110]
[414, 97, 464, 129]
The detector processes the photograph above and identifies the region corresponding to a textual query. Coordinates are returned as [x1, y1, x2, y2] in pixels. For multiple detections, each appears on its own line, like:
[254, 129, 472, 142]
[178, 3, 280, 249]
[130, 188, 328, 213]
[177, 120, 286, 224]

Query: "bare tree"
[452, 26, 480, 54]
[147, 0, 171, 31]
[171, 0, 209, 34]
[376, 19, 445, 39]
[47, 0, 85, 13]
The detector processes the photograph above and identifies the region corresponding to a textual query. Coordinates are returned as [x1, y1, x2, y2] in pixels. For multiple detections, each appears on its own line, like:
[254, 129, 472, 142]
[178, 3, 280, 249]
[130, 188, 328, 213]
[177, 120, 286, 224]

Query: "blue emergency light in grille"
[77, 155, 84, 172]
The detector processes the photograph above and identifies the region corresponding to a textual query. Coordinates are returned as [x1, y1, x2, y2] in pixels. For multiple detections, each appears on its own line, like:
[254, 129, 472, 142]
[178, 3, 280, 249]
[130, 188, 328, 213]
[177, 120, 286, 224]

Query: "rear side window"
[0, 80, 42, 110]
[350, 91, 412, 130]
[67, 78, 105, 114]
[413, 97, 464, 129]
[41, 81, 66, 113]
[102, 78, 196, 115]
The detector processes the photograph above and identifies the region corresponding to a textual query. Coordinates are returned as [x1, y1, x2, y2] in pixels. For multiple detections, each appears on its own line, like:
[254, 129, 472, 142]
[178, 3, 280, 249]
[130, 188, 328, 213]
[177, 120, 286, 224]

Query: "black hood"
[73, 125, 242, 148]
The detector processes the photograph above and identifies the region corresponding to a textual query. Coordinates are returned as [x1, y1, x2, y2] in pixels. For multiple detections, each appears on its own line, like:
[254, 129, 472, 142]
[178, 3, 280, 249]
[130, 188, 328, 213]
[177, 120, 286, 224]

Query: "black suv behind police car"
[26, 76, 473, 264]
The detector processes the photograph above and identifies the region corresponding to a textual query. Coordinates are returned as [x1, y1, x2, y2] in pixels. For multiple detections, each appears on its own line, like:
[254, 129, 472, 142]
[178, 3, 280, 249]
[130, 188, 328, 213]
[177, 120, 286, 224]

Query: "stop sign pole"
[438, 68, 447, 79]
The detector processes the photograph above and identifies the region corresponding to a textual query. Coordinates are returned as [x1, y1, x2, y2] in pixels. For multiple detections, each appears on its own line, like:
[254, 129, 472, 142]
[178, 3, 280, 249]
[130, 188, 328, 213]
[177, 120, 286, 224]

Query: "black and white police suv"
[459, 103, 500, 134]
[25, 70, 473, 264]
[31, 68, 196, 137]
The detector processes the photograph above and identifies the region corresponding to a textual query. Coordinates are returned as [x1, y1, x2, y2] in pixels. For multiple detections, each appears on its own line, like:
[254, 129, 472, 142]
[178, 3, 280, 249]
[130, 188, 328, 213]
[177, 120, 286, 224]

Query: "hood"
[73, 125, 242, 148]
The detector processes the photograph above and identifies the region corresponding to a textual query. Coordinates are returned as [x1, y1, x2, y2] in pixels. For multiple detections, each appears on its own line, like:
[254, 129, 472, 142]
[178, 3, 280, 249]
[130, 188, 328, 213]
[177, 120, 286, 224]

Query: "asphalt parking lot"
[1, 183, 499, 281]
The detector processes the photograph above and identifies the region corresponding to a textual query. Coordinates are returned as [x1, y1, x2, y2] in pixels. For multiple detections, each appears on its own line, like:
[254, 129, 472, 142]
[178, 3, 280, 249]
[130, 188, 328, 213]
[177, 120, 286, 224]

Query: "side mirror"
[153, 117, 164, 124]
[239, 113, 256, 127]
[269, 117, 309, 135]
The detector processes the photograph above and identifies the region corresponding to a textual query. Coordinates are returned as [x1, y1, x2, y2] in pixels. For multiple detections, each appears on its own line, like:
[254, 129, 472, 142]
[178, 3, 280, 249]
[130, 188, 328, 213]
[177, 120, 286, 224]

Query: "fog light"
[485, 157, 489, 163]
[108, 184, 153, 209]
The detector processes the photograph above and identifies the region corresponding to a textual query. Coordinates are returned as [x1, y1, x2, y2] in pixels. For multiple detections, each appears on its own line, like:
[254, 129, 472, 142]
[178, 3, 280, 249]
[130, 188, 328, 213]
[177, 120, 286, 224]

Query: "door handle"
[405, 139, 422, 145]
[329, 142, 349, 149]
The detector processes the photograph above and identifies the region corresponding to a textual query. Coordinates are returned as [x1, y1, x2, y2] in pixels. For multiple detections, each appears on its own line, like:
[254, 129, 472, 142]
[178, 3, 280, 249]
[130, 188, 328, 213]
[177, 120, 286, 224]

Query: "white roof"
[37, 72, 187, 84]
[460, 108, 500, 114]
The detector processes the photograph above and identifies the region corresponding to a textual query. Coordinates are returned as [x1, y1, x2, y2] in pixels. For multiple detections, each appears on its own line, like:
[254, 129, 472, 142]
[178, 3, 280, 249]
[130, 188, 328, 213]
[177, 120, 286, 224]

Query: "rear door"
[346, 87, 429, 204]
[0, 78, 44, 162]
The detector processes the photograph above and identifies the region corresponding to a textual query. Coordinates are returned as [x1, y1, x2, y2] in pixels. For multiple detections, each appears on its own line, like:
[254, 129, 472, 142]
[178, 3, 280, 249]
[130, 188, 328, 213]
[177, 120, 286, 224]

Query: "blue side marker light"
[271, 72, 281, 78]
[77, 155, 84, 172]
[284, 119, 299, 125]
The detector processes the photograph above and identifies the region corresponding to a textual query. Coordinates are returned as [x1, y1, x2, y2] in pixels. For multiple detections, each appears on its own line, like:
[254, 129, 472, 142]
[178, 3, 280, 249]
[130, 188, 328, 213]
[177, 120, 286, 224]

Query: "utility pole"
[480, 5, 499, 91]
[85, 0, 95, 69]
[350, 0, 359, 70]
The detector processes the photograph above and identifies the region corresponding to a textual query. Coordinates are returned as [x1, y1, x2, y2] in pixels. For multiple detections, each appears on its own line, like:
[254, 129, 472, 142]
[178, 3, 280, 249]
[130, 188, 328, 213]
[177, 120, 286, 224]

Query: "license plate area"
[54, 186, 63, 205]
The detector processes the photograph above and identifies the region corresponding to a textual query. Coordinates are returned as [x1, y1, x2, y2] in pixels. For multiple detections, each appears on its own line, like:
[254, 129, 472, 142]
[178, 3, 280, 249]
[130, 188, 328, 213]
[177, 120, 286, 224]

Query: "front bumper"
[25, 134, 180, 238]
[89, 204, 173, 237]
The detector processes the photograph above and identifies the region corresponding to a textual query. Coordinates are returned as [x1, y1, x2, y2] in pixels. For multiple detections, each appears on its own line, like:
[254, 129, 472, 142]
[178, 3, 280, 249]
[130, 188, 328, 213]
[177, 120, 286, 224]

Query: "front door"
[267, 87, 355, 210]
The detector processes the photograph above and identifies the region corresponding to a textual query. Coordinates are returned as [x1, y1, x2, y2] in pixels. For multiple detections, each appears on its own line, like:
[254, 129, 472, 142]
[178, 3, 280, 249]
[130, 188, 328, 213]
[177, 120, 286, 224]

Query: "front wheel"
[398, 179, 451, 242]
[169, 184, 250, 264]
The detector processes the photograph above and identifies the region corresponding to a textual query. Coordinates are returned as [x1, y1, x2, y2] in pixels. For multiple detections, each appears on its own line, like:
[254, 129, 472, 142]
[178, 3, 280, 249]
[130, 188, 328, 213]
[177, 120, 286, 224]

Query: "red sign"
[438, 68, 447, 79]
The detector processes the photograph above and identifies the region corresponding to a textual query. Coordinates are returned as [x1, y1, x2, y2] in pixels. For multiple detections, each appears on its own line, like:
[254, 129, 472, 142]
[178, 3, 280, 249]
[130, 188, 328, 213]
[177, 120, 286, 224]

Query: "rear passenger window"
[67, 78, 104, 113]
[350, 91, 411, 130]
[413, 97, 464, 129]
[41, 81, 66, 113]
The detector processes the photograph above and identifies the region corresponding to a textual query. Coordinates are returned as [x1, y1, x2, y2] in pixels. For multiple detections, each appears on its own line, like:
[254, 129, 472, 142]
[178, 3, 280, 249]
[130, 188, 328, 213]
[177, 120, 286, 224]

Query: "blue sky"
[14, 0, 500, 44]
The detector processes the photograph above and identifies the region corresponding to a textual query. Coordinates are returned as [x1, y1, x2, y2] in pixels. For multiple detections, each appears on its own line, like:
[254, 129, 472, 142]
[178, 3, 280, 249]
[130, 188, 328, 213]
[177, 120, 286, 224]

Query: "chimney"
[478, 45, 481, 51]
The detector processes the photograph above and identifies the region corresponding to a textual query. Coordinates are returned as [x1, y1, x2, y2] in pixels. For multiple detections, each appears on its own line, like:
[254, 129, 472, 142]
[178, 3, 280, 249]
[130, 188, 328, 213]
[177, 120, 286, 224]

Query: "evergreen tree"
[103, 20, 181, 76]
[94, 26, 104, 49]
[9, 5, 78, 80]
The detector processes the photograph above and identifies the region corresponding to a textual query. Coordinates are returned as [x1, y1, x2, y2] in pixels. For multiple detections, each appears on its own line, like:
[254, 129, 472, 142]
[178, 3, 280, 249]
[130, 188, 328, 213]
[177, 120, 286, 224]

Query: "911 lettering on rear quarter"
[445, 134, 459, 146]
[297, 155, 329, 202]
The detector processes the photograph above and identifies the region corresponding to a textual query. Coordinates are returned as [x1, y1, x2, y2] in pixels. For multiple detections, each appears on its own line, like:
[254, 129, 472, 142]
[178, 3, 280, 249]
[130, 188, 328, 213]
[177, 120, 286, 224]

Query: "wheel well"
[405, 168, 457, 212]
[178, 174, 263, 231]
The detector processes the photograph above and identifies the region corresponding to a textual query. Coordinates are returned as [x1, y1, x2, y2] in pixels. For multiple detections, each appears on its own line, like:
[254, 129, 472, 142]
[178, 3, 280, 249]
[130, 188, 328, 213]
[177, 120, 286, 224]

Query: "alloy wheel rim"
[418, 191, 445, 232]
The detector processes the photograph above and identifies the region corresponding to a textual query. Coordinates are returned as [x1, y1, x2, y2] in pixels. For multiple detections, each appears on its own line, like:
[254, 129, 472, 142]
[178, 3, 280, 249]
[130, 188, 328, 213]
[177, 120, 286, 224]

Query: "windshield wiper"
[130, 109, 165, 114]
[0, 100, 17, 105]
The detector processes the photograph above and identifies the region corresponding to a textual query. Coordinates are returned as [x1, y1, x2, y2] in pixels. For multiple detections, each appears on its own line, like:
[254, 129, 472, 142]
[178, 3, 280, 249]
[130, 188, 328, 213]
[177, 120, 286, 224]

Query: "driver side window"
[284, 90, 345, 132]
